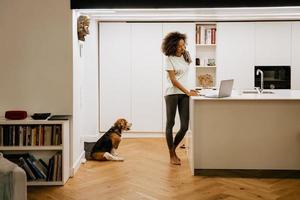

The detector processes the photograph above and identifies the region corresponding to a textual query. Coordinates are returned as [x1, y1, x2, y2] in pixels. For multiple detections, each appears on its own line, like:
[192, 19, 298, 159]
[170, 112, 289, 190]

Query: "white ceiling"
[77, 7, 300, 21]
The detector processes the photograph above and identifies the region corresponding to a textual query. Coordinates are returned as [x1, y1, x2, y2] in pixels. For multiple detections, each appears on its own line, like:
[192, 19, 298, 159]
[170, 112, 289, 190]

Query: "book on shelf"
[25, 157, 45, 179]
[39, 158, 48, 170]
[46, 152, 62, 182]
[19, 157, 37, 180]
[0, 126, 3, 146]
[196, 24, 201, 44]
[3, 152, 61, 182]
[196, 25, 217, 45]
[0, 125, 62, 147]
[28, 154, 47, 178]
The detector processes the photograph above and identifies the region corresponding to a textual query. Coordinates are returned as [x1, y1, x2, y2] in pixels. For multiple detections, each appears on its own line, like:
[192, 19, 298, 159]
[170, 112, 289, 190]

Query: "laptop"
[204, 79, 234, 98]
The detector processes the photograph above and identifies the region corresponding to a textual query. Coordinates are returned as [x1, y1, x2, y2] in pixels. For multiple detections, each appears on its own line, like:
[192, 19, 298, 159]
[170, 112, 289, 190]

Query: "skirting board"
[71, 151, 85, 177]
[194, 169, 300, 178]
[82, 132, 166, 142]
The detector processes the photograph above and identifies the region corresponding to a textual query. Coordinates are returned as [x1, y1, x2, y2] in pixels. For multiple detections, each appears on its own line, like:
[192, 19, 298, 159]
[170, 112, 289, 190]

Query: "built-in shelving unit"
[195, 23, 217, 88]
[0, 119, 70, 186]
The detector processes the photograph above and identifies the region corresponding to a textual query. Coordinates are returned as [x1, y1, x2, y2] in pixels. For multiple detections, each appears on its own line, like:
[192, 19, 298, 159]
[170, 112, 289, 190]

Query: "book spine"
[0, 126, 3, 146]
[211, 28, 216, 44]
[39, 125, 44, 146]
[39, 158, 48, 169]
[15, 126, 19, 146]
[19, 126, 23, 146]
[26, 157, 44, 179]
[3, 126, 9, 146]
[28, 154, 47, 179]
[57, 154, 62, 181]
[206, 29, 211, 44]
[52, 154, 58, 181]
[200, 26, 205, 44]
[196, 25, 200, 44]
[47, 157, 54, 181]
[12, 126, 15, 146]
[19, 157, 36, 180]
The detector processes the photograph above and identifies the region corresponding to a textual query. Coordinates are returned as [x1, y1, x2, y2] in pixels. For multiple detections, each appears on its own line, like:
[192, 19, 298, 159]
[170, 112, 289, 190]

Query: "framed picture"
[207, 58, 215, 66]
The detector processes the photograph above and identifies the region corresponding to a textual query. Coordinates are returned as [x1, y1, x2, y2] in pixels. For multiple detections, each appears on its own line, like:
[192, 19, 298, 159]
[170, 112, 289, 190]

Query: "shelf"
[0, 119, 67, 125]
[196, 44, 216, 47]
[27, 181, 63, 186]
[0, 146, 63, 151]
[196, 66, 216, 68]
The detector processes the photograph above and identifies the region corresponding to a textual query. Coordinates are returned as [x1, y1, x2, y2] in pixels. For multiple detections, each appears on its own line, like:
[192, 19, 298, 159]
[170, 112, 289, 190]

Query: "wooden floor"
[28, 138, 300, 200]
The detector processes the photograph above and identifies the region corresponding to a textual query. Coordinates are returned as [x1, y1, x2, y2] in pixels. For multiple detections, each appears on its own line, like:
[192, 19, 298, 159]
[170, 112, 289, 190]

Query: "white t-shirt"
[164, 55, 190, 96]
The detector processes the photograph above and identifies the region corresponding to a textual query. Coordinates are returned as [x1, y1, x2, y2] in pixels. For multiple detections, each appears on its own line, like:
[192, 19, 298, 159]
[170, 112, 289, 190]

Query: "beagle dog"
[91, 118, 132, 161]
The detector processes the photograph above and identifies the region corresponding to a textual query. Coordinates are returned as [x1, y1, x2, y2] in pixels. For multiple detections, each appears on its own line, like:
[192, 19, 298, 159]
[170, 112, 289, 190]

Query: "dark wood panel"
[195, 169, 300, 178]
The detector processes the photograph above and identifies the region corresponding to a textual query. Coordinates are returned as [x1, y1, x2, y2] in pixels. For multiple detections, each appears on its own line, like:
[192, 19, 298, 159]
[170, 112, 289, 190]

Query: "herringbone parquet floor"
[28, 138, 300, 200]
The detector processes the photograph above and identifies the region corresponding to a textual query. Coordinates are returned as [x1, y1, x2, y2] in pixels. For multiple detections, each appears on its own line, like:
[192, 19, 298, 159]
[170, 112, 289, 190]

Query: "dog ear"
[114, 119, 125, 129]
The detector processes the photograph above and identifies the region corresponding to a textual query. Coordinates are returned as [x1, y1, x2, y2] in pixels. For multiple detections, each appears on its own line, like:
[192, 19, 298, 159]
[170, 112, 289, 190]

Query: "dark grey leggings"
[164, 94, 190, 150]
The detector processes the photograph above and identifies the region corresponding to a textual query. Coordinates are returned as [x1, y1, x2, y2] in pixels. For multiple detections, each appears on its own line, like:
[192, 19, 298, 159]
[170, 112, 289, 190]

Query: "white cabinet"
[99, 23, 164, 132]
[99, 23, 195, 132]
[99, 23, 131, 132]
[162, 23, 195, 132]
[131, 24, 163, 131]
[255, 22, 291, 66]
[216, 22, 255, 89]
[291, 22, 300, 89]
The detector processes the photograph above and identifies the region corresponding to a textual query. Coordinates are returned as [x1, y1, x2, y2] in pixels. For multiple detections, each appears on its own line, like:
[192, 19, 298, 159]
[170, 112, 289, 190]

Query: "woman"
[161, 32, 198, 165]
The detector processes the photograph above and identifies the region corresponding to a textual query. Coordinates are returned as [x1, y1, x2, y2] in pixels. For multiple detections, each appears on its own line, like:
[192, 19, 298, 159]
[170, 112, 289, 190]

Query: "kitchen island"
[187, 90, 300, 177]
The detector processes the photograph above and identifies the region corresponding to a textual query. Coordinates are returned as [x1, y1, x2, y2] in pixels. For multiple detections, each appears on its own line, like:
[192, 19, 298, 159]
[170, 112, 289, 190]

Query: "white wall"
[291, 22, 300, 89]
[0, 0, 72, 115]
[72, 11, 83, 174]
[0, 0, 77, 174]
[82, 19, 99, 135]
[72, 13, 99, 174]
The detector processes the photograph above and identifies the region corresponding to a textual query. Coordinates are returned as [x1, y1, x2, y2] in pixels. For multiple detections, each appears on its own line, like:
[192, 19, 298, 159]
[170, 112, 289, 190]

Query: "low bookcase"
[0, 119, 69, 186]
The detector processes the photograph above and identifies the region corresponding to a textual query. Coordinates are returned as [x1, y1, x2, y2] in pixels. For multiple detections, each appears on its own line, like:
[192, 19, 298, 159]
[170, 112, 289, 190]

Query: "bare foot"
[169, 149, 181, 165]
[170, 156, 181, 165]
[172, 148, 181, 162]
[174, 151, 181, 162]
[175, 154, 181, 162]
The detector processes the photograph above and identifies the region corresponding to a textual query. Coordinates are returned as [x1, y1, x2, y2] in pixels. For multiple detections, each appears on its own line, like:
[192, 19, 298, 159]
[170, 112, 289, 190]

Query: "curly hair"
[161, 32, 187, 56]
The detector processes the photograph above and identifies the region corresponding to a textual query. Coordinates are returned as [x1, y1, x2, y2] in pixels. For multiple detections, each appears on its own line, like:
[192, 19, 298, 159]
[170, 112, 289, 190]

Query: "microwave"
[254, 66, 291, 89]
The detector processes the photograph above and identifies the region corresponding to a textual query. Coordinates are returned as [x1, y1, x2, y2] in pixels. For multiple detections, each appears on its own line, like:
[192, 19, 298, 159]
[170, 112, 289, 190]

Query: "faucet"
[256, 69, 264, 93]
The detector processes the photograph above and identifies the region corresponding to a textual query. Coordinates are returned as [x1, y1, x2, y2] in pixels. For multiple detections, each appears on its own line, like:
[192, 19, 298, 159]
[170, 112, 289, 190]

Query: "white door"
[291, 22, 300, 90]
[216, 22, 255, 90]
[255, 22, 291, 66]
[162, 23, 196, 132]
[99, 23, 131, 132]
[131, 23, 163, 131]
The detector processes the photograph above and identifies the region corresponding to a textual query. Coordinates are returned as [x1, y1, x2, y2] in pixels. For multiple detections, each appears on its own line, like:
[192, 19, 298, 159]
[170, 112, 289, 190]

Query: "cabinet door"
[216, 22, 255, 90]
[255, 22, 291, 66]
[131, 23, 163, 131]
[99, 23, 131, 132]
[291, 22, 300, 90]
[162, 23, 196, 132]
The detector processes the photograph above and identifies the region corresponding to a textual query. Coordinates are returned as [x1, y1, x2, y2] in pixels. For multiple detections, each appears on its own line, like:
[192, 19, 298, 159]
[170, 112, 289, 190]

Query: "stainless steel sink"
[242, 90, 274, 94]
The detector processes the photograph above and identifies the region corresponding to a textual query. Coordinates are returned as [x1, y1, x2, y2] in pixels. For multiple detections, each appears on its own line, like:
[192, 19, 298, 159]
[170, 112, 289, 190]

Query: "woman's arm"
[167, 70, 198, 96]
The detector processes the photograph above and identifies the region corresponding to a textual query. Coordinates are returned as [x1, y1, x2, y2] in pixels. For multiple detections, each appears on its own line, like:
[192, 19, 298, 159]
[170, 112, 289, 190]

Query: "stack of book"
[196, 25, 217, 44]
[4, 152, 62, 182]
[0, 125, 62, 146]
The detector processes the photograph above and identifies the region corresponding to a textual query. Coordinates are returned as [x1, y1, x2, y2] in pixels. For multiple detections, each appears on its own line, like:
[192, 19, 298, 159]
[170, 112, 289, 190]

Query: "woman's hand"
[187, 90, 198, 96]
